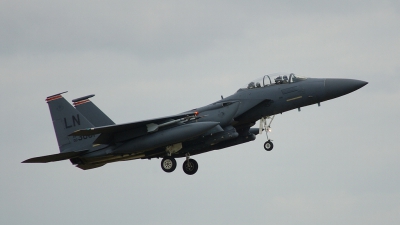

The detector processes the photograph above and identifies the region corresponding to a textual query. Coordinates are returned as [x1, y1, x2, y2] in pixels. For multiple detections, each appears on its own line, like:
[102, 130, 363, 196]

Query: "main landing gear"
[259, 115, 275, 151]
[161, 153, 198, 175]
[161, 156, 176, 173]
[182, 154, 198, 175]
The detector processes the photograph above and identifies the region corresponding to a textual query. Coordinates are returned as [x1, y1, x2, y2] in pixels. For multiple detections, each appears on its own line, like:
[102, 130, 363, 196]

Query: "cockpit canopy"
[244, 73, 307, 89]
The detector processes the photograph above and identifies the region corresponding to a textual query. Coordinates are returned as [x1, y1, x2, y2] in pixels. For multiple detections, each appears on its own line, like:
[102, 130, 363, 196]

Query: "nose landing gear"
[264, 140, 273, 151]
[259, 115, 275, 151]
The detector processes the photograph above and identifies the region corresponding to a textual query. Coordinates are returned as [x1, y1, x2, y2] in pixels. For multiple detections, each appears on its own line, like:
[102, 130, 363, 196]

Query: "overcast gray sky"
[1, 1, 399, 224]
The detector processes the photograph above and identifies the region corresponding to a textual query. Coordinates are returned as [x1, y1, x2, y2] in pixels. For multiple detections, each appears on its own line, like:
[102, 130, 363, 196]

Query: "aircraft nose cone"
[325, 78, 368, 100]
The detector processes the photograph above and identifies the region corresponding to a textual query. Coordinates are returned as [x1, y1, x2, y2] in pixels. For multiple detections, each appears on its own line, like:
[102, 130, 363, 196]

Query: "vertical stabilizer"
[46, 92, 96, 153]
[72, 94, 115, 127]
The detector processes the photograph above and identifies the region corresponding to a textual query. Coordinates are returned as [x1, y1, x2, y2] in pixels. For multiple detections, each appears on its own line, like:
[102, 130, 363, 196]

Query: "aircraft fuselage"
[23, 74, 367, 174]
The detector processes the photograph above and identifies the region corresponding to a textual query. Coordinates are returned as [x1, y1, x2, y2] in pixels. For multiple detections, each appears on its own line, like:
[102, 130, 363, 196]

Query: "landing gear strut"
[161, 156, 177, 173]
[182, 153, 198, 175]
[260, 115, 275, 151]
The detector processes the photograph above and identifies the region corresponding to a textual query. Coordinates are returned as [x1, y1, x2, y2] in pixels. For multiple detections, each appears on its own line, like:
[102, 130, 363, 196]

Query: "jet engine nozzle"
[324, 78, 368, 100]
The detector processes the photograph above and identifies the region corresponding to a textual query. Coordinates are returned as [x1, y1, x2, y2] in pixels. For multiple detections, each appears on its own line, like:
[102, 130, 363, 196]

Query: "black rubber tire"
[161, 157, 177, 173]
[264, 140, 274, 151]
[182, 159, 198, 175]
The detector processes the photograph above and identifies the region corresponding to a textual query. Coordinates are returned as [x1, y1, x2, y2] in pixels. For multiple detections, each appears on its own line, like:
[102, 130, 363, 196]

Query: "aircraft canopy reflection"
[245, 73, 308, 89]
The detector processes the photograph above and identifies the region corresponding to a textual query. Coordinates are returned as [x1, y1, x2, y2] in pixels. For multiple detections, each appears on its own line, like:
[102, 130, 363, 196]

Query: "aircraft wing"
[22, 150, 88, 163]
[69, 112, 199, 144]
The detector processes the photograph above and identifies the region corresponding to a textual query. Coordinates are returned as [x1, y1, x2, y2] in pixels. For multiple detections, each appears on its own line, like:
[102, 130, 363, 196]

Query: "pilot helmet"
[248, 82, 255, 89]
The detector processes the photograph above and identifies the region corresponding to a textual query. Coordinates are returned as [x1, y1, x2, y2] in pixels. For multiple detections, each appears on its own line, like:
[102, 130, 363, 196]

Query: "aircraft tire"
[161, 156, 177, 173]
[264, 141, 273, 151]
[182, 159, 198, 175]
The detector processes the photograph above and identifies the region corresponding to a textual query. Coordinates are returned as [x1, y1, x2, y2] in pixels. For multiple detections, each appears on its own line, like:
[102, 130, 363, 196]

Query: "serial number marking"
[73, 135, 94, 142]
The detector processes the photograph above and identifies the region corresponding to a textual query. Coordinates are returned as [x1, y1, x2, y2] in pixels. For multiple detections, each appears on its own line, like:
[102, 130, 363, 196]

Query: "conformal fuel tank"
[113, 121, 220, 154]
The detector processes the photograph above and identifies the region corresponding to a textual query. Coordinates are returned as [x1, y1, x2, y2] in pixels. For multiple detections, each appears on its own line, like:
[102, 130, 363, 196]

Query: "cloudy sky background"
[1, 1, 399, 224]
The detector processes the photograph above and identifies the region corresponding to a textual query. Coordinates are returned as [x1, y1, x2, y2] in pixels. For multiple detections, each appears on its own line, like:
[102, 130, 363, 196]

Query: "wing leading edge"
[69, 112, 199, 144]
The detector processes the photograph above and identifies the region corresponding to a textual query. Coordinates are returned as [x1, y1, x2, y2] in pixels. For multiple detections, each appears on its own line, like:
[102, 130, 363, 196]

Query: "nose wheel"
[264, 140, 273, 151]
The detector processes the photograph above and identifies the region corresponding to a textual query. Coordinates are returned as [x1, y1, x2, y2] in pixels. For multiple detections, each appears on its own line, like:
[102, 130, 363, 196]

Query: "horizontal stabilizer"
[22, 150, 88, 163]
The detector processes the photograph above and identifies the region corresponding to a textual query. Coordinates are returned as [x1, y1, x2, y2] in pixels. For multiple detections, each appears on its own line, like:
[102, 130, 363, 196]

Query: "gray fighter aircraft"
[23, 73, 367, 175]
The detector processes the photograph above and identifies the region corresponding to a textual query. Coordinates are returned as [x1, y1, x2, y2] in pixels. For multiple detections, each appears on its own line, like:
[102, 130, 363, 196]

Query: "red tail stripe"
[45, 95, 62, 102]
[73, 99, 91, 106]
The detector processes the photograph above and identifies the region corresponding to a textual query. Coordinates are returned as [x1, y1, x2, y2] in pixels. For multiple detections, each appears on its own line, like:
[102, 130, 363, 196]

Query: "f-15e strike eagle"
[23, 73, 367, 175]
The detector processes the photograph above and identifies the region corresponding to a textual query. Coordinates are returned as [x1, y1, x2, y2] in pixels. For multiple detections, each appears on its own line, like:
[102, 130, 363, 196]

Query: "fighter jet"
[23, 73, 367, 175]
